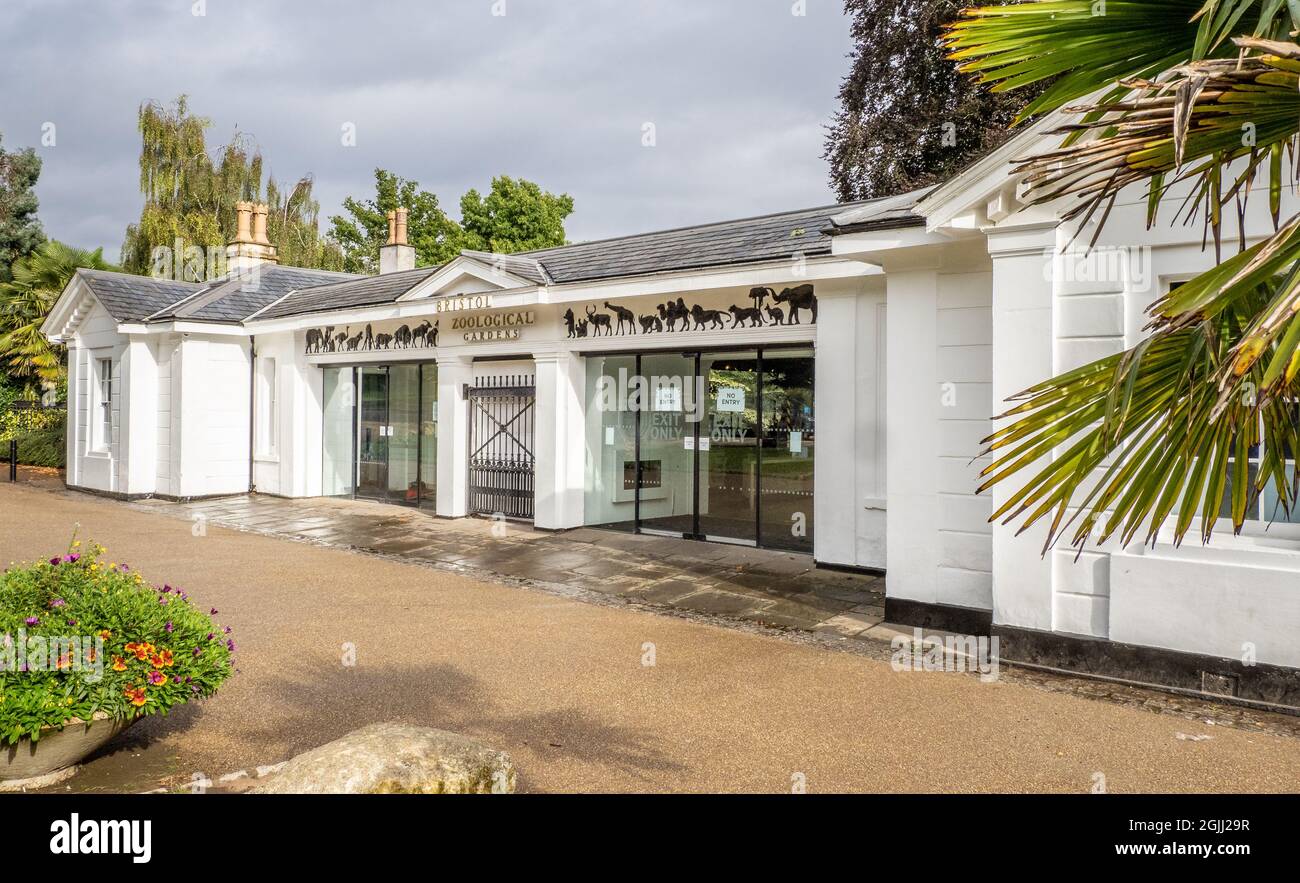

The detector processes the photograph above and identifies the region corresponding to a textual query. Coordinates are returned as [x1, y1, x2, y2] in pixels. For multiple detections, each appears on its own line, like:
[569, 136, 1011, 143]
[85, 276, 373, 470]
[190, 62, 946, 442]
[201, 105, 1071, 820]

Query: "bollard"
[8, 439, 15, 482]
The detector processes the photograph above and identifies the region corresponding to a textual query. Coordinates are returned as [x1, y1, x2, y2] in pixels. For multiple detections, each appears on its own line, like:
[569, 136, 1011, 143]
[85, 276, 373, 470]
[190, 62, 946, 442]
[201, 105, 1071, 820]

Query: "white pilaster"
[884, 268, 941, 604]
[435, 355, 474, 517]
[532, 351, 586, 530]
[813, 289, 862, 567]
[120, 336, 158, 496]
[987, 223, 1057, 631]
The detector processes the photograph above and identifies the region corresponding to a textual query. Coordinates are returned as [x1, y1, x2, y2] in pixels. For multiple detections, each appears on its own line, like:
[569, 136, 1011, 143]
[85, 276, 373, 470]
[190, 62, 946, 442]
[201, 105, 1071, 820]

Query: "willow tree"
[948, 1, 1300, 550]
[121, 96, 340, 279]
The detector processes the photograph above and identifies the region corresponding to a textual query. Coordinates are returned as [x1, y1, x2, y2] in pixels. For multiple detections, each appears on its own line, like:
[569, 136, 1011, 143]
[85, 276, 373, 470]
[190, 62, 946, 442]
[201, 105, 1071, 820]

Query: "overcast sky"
[1, 0, 853, 261]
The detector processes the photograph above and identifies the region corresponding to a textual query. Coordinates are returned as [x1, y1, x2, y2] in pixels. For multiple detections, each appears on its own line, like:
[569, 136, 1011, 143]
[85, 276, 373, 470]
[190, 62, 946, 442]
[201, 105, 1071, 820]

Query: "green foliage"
[0, 541, 234, 744]
[0, 241, 114, 394]
[120, 96, 341, 279]
[328, 171, 574, 273]
[458, 176, 574, 254]
[947, 1, 1300, 549]
[0, 132, 45, 284]
[824, 0, 1041, 201]
[327, 169, 462, 273]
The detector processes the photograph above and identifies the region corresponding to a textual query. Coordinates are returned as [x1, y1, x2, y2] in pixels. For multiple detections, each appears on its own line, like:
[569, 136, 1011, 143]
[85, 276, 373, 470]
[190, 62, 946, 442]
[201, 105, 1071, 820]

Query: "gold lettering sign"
[451, 311, 536, 343]
[435, 294, 494, 313]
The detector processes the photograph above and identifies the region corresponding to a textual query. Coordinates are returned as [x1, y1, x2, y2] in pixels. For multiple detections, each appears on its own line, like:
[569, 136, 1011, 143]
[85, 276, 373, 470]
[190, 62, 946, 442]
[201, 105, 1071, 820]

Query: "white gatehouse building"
[41, 121, 1300, 709]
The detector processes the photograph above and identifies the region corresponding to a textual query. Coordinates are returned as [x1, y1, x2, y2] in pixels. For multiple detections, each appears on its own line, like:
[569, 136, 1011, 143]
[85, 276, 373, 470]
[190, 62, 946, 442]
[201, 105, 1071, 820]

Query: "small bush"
[0, 540, 235, 744]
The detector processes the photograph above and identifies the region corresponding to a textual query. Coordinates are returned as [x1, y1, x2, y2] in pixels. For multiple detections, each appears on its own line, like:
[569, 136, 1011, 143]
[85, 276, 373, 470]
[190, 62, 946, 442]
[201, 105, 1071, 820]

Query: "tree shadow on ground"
[217, 660, 686, 788]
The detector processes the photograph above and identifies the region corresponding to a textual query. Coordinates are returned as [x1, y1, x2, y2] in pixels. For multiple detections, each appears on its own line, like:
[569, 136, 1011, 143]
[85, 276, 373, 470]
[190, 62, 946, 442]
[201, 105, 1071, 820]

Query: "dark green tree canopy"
[824, 0, 1036, 201]
[328, 171, 574, 273]
[0, 133, 45, 283]
[458, 176, 574, 255]
[327, 170, 462, 273]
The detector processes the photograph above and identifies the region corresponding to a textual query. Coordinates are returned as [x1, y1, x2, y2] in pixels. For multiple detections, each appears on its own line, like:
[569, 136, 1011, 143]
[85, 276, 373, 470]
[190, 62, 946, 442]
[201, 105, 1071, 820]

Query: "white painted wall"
[814, 278, 887, 569]
[67, 301, 125, 495]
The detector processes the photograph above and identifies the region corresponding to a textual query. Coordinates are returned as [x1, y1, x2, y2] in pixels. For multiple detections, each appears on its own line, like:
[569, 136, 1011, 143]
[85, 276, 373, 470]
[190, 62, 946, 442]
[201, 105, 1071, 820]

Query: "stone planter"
[0, 714, 135, 790]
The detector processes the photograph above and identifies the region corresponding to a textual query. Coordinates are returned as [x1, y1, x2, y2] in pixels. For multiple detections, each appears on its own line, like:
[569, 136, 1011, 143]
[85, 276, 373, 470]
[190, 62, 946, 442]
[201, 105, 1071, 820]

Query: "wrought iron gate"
[467, 374, 536, 519]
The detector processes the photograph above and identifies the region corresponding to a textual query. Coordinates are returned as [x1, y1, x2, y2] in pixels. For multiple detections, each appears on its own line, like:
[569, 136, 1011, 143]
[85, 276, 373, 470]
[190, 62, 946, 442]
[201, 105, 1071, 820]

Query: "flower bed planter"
[1, 713, 135, 787]
[1, 540, 234, 786]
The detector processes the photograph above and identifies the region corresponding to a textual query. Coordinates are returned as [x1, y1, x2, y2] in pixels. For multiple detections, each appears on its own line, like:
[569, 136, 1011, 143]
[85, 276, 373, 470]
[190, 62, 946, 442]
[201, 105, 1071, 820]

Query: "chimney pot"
[394, 207, 409, 247]
[234, 201, 254, 244]
[252, 203, 271, 246]
[386, 210, 397, 247]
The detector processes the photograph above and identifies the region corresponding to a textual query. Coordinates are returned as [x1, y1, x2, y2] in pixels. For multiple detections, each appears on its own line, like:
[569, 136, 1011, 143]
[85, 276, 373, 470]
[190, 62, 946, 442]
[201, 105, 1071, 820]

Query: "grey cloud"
[0, 0, 852, 260]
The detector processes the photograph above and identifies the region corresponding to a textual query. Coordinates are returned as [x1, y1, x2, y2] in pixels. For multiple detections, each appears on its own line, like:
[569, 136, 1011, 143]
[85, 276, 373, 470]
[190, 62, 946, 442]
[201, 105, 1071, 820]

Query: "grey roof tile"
[77, 270, 203, 323]
[68, 198, 927, 325]
[252, 265, 441, 320]
[520, 199, 888, 284]
[156, 265, 364, 323]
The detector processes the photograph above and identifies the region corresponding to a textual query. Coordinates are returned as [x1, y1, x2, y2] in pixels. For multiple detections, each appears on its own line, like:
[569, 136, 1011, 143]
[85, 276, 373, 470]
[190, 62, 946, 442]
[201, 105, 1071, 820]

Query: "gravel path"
[2, 482, 1297, 793]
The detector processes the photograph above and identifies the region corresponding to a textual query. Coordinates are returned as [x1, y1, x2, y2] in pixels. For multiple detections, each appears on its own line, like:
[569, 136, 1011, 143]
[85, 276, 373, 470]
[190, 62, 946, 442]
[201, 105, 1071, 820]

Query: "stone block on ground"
[252, 723, 516, 794]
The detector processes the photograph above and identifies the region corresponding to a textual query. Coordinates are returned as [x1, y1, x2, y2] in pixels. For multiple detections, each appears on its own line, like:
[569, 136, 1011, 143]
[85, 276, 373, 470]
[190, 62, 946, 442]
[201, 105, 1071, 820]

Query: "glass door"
[758, 349, 814, 552]
[698, 351, 760, 544]
[636, 352, 699, 537]
[357, 366, 390, 499]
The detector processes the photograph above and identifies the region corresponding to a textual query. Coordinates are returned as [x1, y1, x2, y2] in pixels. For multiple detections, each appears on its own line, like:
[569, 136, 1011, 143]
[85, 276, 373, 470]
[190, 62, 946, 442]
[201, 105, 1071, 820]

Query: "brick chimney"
[379, 206, 415, 274]
[226, 201, 279, 273]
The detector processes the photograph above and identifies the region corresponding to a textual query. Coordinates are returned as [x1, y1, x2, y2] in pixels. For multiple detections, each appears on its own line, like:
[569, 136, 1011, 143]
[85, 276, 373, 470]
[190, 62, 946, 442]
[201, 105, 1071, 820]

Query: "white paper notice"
[655, 386, 682, 411]
[698, 436, 711, 451]
[605, 426, 615, 446]
[684, 436, 695, 451]
[716, 388, 745, 412]
[789, 431, 802, 453]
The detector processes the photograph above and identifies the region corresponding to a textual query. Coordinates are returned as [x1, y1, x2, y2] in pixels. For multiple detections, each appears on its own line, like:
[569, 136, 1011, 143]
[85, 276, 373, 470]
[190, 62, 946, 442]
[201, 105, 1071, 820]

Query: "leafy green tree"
[328, 172, 574, 273]
[949, 1, 1300, 549]
[0, 241, 114, 394]
[824, 0, 1037, 201]
[326, 169, 462, 273]
[0, 133, 45, 283]
[458, 176, 574, 254]
[121, 96, 340, 279]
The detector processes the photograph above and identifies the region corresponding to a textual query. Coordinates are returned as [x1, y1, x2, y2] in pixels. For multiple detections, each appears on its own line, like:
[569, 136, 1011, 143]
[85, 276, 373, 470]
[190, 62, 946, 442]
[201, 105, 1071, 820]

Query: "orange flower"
[130, 642, 154, 662]
[124, 686, 147, 707]
[111, 656, 127, 672]
[149, 653, 164, 668]
[158, 649, 175, 667]
[99, 629, 112, 640]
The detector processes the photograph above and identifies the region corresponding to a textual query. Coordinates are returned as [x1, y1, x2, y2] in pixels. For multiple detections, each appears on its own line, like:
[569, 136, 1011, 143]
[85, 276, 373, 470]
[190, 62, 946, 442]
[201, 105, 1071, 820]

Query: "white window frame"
[92, 357, 113, 453]
[256, 356, 278, 458]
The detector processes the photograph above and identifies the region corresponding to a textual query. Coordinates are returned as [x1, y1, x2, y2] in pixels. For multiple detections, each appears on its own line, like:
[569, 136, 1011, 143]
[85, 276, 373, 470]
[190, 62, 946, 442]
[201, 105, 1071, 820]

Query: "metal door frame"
[466, 373, 536, 520]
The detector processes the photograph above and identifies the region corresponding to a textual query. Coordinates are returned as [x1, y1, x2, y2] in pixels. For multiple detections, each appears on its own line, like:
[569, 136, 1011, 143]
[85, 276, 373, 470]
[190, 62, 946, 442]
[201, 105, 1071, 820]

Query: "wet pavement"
[128, 493, 887, 635]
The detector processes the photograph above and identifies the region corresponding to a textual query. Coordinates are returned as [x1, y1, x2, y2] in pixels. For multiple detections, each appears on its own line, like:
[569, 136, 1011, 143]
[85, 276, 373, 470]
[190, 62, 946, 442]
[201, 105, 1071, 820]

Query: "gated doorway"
[467, 373, 536, 520]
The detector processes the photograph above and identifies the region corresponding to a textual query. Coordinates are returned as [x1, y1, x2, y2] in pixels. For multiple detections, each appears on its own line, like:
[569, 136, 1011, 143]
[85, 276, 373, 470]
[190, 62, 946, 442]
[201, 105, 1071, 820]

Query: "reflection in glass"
[699, 351, 759, 544]
[356, 366, 389, 499]
[388, 364, 420, 503]
[419, 363, 438, 510]
[759, 349, 815, 551]
[637, 352, 698, 536]
[322, 366, 355, 497]
[583, 355, 638, 530]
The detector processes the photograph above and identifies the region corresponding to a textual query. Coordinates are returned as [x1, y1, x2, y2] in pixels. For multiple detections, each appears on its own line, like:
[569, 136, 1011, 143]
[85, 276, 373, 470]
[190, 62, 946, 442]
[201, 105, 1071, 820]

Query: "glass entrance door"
[582, 347, 815, 551]
[357, 366, 389, 499]
[344, 364, 435, 505]
[699, 351, 759, 544]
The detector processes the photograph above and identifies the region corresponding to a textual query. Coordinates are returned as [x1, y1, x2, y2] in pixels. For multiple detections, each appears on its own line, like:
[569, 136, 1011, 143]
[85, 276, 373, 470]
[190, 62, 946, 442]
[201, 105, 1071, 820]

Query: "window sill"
[254, 453, 280, 464]
[85, 450, 111, 459]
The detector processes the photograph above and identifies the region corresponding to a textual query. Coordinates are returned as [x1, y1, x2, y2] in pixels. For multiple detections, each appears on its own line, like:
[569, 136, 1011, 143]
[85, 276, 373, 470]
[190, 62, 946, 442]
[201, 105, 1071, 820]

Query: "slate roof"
[77, 270, 202, 323]
[825, 187, 932, 233]
[69, 197, 928, 326]
[516, 199, 890, 284]
[150, 265, 363, 323]
[252, 265, 441, 320]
